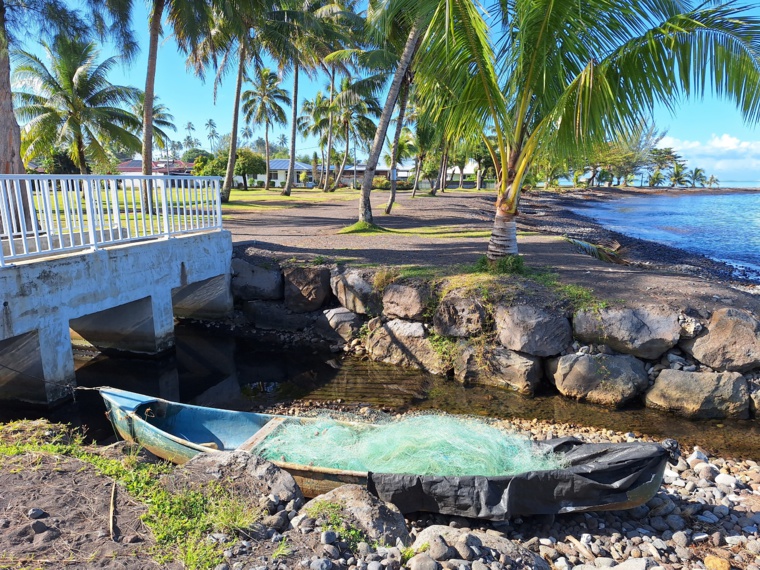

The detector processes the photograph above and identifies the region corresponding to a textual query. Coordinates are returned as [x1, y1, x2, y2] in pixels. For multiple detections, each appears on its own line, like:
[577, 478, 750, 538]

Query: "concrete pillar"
[172, 274, 233, 319]
[39, 320, 76, 404]
[69, 294, 175, 354]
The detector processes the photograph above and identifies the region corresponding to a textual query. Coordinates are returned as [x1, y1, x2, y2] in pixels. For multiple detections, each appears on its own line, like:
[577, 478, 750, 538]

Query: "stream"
[2, 321, 758, 459]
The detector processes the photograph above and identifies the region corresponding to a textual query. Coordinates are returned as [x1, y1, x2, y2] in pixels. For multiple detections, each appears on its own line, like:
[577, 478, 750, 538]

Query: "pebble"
[322, 531, 338, 545]
[27, 508, 45, 519]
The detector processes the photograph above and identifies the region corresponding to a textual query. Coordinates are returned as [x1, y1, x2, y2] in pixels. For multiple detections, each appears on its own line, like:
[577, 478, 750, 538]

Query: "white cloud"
[658, 134, 760, 179]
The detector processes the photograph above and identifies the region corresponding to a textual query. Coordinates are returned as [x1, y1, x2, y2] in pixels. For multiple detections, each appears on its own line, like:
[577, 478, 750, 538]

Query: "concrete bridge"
[0, 174, 233, 405]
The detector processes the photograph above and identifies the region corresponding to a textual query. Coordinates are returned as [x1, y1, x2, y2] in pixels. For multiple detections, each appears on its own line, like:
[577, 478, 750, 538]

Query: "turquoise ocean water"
[572, 190, 760, 280]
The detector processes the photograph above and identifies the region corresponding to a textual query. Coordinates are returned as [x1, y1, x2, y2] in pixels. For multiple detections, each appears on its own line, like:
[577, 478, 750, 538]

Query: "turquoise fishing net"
[253, 415, 565, 476]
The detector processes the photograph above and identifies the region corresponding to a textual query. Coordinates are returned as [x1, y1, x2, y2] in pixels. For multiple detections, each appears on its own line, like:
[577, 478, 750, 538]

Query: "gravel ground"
[225, 188, 760, 314]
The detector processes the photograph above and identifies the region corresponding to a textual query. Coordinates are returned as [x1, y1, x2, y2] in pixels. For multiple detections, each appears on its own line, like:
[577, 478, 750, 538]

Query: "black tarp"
[367, 438, 676, 520]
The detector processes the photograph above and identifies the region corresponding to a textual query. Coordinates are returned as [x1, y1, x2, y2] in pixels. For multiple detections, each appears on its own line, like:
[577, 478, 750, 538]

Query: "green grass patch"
[338, 221, 391, 234]
[304, 501, 367, 550]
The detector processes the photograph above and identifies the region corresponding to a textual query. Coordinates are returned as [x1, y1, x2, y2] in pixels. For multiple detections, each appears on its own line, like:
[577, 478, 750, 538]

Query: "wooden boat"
[101, 387, 675, 520]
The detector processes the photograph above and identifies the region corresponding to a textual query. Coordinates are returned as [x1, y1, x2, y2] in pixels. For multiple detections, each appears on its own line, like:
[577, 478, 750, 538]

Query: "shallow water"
[572, 191, 760, 279]
[1, 323, 756, 459]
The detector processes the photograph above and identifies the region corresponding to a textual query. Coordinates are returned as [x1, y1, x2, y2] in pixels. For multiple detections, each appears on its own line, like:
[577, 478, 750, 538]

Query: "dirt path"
[225, 189, 760, 314]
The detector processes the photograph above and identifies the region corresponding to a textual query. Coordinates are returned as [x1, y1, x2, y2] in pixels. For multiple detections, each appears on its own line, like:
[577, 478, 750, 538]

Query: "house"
[253, 159, 313, 186]
[117, 159, 194, 175]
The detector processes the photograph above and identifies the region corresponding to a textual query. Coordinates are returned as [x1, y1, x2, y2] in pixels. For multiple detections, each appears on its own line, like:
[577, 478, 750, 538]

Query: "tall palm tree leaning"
[13, 36, 142, 173]
[0, 0, 134, 174]
[242, 67, 291, 190]
[140, 0, 209, 175]
[362, 0, 760, 261]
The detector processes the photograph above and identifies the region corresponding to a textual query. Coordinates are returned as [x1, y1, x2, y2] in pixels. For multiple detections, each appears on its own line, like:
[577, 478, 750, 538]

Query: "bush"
[372, 176, 391, 190]
[279, 181, 286, 188]
[396, 180, 413, 190]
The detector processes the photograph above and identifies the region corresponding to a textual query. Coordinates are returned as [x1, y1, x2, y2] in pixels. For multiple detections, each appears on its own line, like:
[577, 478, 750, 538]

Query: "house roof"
[269, 159, 311, 171]
[117, 159, 194, 173]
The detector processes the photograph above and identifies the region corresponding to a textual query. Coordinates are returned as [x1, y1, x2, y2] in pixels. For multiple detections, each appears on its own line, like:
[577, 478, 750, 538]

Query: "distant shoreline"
[519, 187, 760, 289]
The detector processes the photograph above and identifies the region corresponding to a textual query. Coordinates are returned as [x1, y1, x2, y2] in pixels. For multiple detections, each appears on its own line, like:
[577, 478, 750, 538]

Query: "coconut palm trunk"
[0, 24, 23, 174]
[141, 0, 165, 177]
[384, 80, 409, 215]
[411, 155, 422, 197]
[222, 44, 246, 202]
[333, 122, 350, 188]
[359, 21, 421, 223]
[282, 61, 298, 196]
[322, 68, 335, 192]
[264, 125, 272, 190]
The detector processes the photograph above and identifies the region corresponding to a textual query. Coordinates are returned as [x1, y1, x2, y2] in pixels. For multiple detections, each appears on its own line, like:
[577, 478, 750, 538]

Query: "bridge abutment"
[0, 231, 232, 405]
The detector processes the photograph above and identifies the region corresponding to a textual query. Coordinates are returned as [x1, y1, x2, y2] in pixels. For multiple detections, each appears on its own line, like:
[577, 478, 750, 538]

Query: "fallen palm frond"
[564, 237, 629, 265]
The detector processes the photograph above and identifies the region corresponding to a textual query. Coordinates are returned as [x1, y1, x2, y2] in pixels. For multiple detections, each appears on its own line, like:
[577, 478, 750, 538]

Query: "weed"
[428, 334, 459, 368]
[272, 537, 292, 560]
[304, 501, 367, 550]
[400, 546, 417, 563]
[312, 255, 329, 265]
[373, 267, 400, 292]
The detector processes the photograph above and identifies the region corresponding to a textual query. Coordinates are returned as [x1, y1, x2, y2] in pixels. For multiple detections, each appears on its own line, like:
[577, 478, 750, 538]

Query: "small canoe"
[101, 387, 675, 520]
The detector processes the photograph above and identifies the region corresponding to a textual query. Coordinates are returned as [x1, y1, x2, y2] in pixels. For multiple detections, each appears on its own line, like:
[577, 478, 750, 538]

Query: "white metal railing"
[0, 174, 223, 267]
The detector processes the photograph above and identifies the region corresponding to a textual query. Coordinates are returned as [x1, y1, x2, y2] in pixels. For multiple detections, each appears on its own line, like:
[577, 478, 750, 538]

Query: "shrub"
[372, 176, 391, 190]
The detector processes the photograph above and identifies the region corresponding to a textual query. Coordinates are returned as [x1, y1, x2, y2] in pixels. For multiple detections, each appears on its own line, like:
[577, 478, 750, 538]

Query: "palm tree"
[707, 174, 720, 188]
[297, 91, 331, 183]
[240, 125, 254, 146]
[669, 163, 688, 187]
[276, 133, 287, 148]
[12, 36, 141, 174]
[333, 77, 381, 190]
[407, 0, 760, 259]
[0, 0, 134, 174]
[140, 0, 210, 175]
[410, 121, 435, 197]
[205, 119, 218, 152]
[649, 168, 666, 187]
[243, 67, 291, 190]
[686, 167, 707, 187]
[132, 93, 176, 152]
[185, 121, 196, 140]
[274, 0, 353, 196]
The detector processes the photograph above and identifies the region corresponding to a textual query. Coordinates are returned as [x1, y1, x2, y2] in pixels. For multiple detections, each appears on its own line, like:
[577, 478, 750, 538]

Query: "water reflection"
[0, 322, 757, 459]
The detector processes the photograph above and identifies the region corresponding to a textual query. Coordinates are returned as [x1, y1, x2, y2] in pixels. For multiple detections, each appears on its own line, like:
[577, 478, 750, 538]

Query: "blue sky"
[15, 2, 760, 181]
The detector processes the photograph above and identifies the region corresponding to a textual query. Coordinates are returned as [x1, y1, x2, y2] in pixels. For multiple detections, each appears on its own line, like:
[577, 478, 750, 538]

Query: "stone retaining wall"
[231, 256, 760, 420]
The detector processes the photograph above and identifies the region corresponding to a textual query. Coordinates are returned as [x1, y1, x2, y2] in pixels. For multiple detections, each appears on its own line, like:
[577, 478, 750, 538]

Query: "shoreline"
[519, 187, 760, 289]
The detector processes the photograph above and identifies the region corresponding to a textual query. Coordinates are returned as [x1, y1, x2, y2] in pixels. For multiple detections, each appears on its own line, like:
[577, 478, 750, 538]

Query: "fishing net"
[253, 415, 566, 476]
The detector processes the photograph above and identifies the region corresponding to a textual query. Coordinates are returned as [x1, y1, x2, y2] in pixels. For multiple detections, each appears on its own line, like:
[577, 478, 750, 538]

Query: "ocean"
[572, 190, 760, 280]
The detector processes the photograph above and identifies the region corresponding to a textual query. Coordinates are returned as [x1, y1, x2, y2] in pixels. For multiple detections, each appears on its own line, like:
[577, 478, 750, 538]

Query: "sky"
[15, 2, 760, 181]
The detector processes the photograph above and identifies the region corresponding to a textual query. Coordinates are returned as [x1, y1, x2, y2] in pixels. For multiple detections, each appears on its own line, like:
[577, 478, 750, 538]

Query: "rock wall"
[230, 255, 760, 420]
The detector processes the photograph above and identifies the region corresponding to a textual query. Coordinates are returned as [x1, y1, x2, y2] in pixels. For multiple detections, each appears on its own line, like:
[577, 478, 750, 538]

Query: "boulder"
[433, 294, 486, 337]
[548, 353, 649, 407]
[383, 284, 430, 321]
[330, 269, 381, 315]
[412, 526, 549, 570]
[243, 300, 314, 331]
[167, 450, 303, 506]
[231, 257, 283, 301]
[283, 266, 332, 313]
[455, 344, 543, 395]
[645, 369, 750, 419]
[573, 306, 680, 359]
[316, 307, 363, 342]
[494, 305, 572, 357]
[751, 387, 760, 417]
[680, 308, 760, 372]
[302, 485, 409, 546]
[366, 319, 446, 375]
